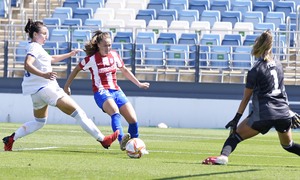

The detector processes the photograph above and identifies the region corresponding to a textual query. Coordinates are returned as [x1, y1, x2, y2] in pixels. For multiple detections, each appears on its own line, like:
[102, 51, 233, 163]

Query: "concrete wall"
[0, 92, 245, 128]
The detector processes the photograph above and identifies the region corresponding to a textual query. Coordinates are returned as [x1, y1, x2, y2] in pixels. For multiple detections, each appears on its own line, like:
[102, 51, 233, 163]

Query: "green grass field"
[0, 123, 299, 180]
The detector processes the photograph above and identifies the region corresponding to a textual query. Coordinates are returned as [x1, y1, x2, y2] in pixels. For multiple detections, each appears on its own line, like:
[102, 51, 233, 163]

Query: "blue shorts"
[94, 89, 129, 111]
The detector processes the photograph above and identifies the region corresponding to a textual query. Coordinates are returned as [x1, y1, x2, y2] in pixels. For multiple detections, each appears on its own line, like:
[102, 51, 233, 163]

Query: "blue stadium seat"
[157, 9, 178, 27]
[50, 29, 70, 54]
[231, 0, 252, 14]
[279, 23, 296, 47]
[254, 23, 275, 34]
[43, 42, 59, 55]
[113, 32, 133, 43]
[242, 11, 263, 24]
[221, 34, 242, 46]
[147, 0, 167, 15]
[221, 11, 241, 27]
[144, 44, 166, 66]
[200, 34, 221, 46]
[188, 0, 209, 19]
[73, 8, 93, 23]
[264, 12, 285, 29]
[243, 34, 260, 46]
[210, 0, 230, 15]
[112, 43, 133, 65]
[72, 29, 91, 43]
[136, 9, 156, 26]
[15, 41, 28, 62]
[63, 0, 81, 13]
[199, 45, 210, 68]
[253, 1, 273, 19]
[178, 33, 199, 44]
[210, 46, 231, 69]
[62, 18, 82, 30]
[178, 10, 199, 25]
[200, 10, 220, 28]
[43, 18, 61, 39]
[84, 0, 104, 13]
[0, 0, 7, 17]
[83, 18, 102, 31]
[232, 46, 253, 69]
[274, 1, 295, 17]
[168, 0, 188, 12]
[136, 32, 156, 44]
[166, 44, 189, 67]
[288, 12, 297, 24]
[52, 7, 73, 24]
[157, 32, 177, 44]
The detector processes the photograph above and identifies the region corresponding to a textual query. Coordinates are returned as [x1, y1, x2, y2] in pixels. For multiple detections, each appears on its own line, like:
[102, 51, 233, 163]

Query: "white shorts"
[31, 84, 67, 110]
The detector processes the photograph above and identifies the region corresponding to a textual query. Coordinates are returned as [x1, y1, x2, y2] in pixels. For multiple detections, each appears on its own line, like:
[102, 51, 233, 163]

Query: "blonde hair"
[251, 30, 273, 61]
[84, 30, 111, 56]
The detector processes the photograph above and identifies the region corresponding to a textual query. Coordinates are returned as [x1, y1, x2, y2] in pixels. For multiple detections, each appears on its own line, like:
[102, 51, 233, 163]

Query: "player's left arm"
[51, 49, 82, 63]
[119, 66, 150, 89]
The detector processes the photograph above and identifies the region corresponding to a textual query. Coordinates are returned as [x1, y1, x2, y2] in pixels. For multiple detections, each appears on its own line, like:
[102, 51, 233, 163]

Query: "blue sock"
[128, 122, 139, 138]
[111, 113, 123, 142]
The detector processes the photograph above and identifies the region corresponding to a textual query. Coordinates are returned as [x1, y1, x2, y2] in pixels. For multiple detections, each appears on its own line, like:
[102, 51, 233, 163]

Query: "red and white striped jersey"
[79, 51, 124, 92]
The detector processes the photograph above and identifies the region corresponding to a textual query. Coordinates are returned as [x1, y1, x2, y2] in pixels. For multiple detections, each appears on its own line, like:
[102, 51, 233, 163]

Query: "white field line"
[13, 146, 59, 151]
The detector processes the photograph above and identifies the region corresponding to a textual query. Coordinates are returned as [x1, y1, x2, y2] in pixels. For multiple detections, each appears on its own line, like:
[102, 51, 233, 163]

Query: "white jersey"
[22, 42, 59, 95]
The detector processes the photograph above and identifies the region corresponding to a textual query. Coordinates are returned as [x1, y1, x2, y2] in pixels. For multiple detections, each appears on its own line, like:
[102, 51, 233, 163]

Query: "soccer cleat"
[120, 133, 131, 151]
[3, 133, 15, 151]
[100, 130, 120, 149]
[202, 155, 228, 165]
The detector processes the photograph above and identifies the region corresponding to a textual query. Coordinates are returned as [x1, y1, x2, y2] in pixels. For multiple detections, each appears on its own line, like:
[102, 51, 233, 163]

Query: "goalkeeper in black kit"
[202, 30, 300, 165]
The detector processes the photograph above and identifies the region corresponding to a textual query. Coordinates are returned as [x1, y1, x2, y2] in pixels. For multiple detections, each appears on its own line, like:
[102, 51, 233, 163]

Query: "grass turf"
[0, 123, 299, 179]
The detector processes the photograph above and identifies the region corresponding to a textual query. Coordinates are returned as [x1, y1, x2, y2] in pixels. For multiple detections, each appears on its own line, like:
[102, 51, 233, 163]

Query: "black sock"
[282, 141, 300, 156]
[220, 133, 243, 157]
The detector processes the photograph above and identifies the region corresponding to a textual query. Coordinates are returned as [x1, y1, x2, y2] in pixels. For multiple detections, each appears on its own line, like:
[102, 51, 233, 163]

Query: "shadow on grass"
[154, 169, 260, 180]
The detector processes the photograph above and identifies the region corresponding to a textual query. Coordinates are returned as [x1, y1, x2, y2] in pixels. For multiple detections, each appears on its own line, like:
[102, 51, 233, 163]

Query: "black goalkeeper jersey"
[246, 57, 291, 121]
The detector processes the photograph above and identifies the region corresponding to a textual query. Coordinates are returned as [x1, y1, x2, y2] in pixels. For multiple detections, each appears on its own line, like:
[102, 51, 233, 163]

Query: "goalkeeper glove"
[225, 113, 242, 134]
[291, 113, 300, 129]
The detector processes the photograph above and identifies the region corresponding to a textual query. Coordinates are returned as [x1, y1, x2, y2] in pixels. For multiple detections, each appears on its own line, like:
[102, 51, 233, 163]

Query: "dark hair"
[24, 19, 45, 39]
[251, 30, 273, 61]
[84, 30, 111, 56]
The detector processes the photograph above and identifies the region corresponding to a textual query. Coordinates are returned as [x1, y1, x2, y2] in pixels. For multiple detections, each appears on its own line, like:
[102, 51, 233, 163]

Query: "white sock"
[71, 109, 105, 141]
[14, 117, 46, 141]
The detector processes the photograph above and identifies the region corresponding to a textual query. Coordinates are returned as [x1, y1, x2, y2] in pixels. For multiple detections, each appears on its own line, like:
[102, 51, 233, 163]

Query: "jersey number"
[270, 69, 281, 95]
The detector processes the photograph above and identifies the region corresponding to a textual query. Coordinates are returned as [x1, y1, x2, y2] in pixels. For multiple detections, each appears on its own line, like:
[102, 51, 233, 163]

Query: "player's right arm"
[64, 64, 81, 95]
[24, 55, 57, 80]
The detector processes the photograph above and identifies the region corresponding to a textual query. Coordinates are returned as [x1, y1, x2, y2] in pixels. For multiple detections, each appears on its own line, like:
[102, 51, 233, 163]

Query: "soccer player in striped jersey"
[2, 19, 119, 151]
[202, 30, 300, 165]
[64, 30, 150, 151]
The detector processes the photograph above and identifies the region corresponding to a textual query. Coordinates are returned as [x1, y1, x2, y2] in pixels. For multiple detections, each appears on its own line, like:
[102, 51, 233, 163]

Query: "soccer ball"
[125, 138, 148, 158]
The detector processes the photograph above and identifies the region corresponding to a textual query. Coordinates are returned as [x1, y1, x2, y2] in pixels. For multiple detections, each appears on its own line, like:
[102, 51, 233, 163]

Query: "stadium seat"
[136, 9, 156, 26]
[105, 1, 125, 9]
[210, 46, 232, 69]
[72, 29, 91, 43]
[189, 0, 209, 19]
[264, 12, 285, 29]
[43, 42, 59, 55]
[112, 43, 133, 65]
[93, 8, 114, 24]
[178, 10, 199, 26]
[254, 23, 275, 34]
[73, 8, 93, 23]
[113, 32, 133, 43]
[221, 11, 241, 27]
[233, 22, 254, 38]
[211, 22, 232, 41]
[84, 0, 104, 13]
[136, 32, 156, 44]
[168, 20, 189, 40]
[43, 18, 61, 39]
[199, 45, 210, 68]
[200, 34, 221, 46]
[242, 11, 263, 24]
[50, 29, 70, 54]
[243, 34, 260, 46]
[288, 12, 297, 24]
[232, 46, 253, 69]
[15, 41, 28, 62]
[103, 19, 125, 34]
[157, 9, 178, 27]
[178, 33, 199, 45]
[125, 20, 146, 36]
[63, 1, 81, 13]
[221, 34, 242, 46]
[190, 21, 210, 38]
[231, 0, 252, 15]
[200, 10, 221, 28]
[147, 20, 168, 35]
[0, 0, 8, 17]
[157, 32, 177, 44]
[52, 7, 73, 24]
[126, 0, 147, 14]
[84, 19, 103, 31]
[253, 1, 273, 19]
[147, 0, 167, 15]
[115, 8, 136, 23]
[166, 44, 189, 67]
[210, 0, 230, 15]
[167, 0, 188, 13]
[144, 44, 166, 66]
[62, 18, 82, 30]
[274, 1, 295, 17]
